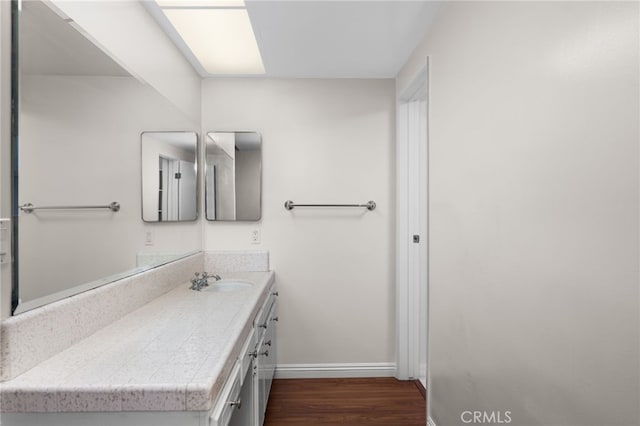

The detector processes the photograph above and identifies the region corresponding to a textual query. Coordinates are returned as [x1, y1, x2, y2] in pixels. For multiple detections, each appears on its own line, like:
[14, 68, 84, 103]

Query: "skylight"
[156, 0, 265, 75]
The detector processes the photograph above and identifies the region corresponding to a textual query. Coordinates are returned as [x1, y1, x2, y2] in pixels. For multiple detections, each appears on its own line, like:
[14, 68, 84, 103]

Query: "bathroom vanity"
[3, 2, 278, 424]
[0, 257, 277, 426]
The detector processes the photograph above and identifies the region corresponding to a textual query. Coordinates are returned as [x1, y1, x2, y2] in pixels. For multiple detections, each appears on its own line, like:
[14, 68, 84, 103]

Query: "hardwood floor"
[264, 378, 426, 426]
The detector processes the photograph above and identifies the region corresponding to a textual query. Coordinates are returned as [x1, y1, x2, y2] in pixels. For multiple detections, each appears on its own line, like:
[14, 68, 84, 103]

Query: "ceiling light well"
[158, 2, 265, 75]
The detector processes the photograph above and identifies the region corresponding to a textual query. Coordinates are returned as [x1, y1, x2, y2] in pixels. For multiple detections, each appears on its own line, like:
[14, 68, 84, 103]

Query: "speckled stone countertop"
[0, 271, 275, 413]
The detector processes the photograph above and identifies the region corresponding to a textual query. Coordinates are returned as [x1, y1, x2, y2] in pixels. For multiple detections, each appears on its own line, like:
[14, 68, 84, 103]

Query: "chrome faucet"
[203, 272, 221, 282]
[190, 272, 221, 291]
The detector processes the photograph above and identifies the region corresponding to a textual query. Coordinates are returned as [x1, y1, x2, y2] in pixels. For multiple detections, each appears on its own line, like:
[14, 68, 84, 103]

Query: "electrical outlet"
[145, 231, 154, 246]
[251, 229, 261, 244]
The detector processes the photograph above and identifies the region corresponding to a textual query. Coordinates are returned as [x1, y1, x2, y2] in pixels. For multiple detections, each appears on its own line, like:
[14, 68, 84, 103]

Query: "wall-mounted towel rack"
[19, 202, 121, 214]
[284, 200, 376, 211]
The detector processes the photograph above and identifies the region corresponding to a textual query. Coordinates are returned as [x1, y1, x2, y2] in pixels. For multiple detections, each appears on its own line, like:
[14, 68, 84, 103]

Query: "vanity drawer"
[209, 363, 242, 426]
[238, 328, 257, 385]
[254, 286, 277, 337]
[254, 286, 277, 324]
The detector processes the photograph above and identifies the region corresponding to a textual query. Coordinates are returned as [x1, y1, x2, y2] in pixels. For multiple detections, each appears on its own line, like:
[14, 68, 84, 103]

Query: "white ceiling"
[245, 1, 441, 78]
[21, 1, 442, 79]
[20, 1, 129, 76]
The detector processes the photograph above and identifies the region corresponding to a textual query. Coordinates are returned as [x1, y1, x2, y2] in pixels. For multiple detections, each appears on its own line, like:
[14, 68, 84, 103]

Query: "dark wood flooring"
[264, 378, 426, 426]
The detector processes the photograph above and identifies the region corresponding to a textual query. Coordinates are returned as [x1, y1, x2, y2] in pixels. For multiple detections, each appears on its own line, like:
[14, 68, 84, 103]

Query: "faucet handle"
[200, 272, 210, 287]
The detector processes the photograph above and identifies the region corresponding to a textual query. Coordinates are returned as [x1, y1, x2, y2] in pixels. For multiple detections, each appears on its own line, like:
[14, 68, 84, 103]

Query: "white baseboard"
[275, 363, 396, 379]
[427, 416, 437, 426]
[419, 376, 426, 389]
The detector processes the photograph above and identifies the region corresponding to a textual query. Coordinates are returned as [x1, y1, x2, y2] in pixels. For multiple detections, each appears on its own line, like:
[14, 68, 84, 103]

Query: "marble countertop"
[0, 271, 275, 413]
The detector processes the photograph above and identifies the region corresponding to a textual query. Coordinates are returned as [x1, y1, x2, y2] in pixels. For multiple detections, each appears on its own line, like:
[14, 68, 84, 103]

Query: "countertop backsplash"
[0, 250, 270, 382]
[203, 250, 269, 273]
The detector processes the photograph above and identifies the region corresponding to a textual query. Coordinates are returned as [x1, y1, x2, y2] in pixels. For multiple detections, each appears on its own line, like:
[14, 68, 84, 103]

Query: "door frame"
[395, 61, 429, 387]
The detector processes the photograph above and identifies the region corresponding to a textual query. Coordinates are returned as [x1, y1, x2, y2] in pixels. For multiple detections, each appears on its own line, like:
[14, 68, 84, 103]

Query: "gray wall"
[398, 2, 639, 425]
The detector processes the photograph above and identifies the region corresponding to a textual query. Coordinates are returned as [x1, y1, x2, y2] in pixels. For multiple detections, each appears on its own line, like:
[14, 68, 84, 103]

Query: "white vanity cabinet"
[225, 326, 257, 426]
[1, 275, 278, 426]
[224, 286, 278, 426]
[255, 298, 278, 425]
[228, 359, 256, 426]
[210, 363, 243, 426]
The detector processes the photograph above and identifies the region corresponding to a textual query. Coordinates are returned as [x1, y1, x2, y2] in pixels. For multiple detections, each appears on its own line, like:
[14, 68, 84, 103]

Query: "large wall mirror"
[205, 132, 262, 221]
[141, 132, 198, 222]
[12, 1, 200, 314]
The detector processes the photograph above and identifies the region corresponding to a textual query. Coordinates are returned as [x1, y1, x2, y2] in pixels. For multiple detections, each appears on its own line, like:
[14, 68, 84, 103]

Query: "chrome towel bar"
[284, 200, 376, 211]
[19, 202, 121, 214]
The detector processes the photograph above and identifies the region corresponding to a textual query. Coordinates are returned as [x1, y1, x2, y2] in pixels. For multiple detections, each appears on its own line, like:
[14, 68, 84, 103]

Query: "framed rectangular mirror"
[205, 131, 262, 221]
[141, 132, 198, 222]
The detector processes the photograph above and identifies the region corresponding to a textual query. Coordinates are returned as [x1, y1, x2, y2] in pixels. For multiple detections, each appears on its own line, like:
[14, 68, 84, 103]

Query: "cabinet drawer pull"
[271, 316, 279, 322]
[259, 349, 269, 357]
[248, 349, 258, 358]
[259, 322, 268, 329]
[229, 399, 242, 409]
[272, 291, 279, 296]
[265, 340, 272, 346]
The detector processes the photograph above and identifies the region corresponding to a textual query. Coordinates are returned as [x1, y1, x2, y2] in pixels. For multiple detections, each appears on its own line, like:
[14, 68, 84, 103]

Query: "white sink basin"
[203, 280, 253, 292]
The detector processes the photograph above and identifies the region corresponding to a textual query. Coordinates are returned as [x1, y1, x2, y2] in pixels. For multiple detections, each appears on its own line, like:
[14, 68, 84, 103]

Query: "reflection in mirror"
[205, 132, 262, 221]
[13, 1, 201, 314]
[141, 132, 198, 222]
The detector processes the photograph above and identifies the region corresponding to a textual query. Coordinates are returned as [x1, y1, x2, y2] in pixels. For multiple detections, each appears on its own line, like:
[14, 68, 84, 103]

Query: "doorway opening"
[396, 61, 429, 417]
